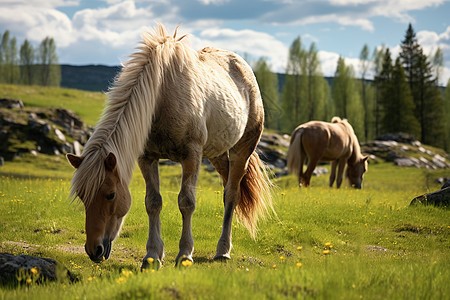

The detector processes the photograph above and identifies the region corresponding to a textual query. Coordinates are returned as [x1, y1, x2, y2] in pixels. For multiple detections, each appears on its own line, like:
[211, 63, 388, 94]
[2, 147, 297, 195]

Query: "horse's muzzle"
[85, 238, 112, 263]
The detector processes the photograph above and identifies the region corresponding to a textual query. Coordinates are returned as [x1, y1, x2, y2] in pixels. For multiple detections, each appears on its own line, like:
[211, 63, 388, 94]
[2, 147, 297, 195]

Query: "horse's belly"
[203, 111, 247, 158]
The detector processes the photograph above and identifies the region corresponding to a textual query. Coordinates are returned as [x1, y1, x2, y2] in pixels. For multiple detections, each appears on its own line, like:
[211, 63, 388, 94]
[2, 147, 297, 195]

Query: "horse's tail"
[287, 127, 304, 177]
[236, 151, 274, 239]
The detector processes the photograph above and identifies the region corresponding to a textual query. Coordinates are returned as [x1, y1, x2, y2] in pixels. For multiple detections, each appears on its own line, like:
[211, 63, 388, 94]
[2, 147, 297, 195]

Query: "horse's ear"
[67, 154, 83, 169]
[105, 152, 117, 171]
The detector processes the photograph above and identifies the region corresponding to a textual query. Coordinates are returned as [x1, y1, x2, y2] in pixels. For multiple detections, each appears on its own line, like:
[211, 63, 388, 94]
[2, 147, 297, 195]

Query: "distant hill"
[61, 65, 121, 92]
[60, 65, 338, 93]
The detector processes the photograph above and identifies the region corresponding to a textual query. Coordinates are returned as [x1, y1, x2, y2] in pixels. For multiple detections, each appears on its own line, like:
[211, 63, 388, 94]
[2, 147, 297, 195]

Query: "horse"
[66, 24, 274, 269]
[287, 117, 368, 189]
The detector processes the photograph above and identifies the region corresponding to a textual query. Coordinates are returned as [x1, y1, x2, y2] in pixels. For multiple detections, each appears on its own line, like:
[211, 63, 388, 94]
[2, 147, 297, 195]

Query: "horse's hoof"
[175, 254, 193, 267]
[213, 253, 231, 261]
[141, 257, 161, 271]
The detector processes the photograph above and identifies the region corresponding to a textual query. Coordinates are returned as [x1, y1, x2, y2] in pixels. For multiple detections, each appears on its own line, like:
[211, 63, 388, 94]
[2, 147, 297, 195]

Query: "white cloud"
[190, 28, 289, 73]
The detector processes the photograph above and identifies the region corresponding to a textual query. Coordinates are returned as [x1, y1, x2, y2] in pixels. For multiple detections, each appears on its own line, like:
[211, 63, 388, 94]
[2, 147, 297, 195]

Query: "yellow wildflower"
[325, 242, 332, 249]
[296, 262, 302, 268]
[323, 250, 330, 255]
[116, 277, 126, 284]
[280, 256, 285, 260]
[147, 257, 154, 264]
[181, 260, 193, 267]
[272, 264, 277, 269]
[30, 267, 38, 275]
[296, 246, 303, 251]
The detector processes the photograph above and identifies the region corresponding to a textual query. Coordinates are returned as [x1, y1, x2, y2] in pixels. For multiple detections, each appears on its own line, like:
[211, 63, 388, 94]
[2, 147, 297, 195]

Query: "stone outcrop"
[0, 102, 92, 160]
[361, 133, 450, 170]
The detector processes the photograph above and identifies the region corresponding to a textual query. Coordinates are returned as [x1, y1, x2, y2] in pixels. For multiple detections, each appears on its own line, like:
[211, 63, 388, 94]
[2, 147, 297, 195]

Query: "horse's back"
[297, 120, 351, 161]
[146, 47, 262, 161]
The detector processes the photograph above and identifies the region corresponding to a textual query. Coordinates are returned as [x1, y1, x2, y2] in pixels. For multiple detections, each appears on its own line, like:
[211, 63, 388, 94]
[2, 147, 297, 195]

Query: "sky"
[1, 0, 449, 85]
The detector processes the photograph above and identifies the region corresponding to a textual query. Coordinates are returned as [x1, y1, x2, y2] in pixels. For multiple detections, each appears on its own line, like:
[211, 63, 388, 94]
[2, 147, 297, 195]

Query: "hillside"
[61, 65, 121, 92]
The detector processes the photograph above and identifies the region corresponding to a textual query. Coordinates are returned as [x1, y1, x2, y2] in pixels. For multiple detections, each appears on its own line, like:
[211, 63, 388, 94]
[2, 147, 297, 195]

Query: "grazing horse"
[66, 24, 273, 269]
[287, 117, 368, 189]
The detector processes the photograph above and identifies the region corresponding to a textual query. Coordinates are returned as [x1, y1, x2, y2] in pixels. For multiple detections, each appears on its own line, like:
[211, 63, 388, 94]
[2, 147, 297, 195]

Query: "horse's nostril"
[95, 245, 104, 258]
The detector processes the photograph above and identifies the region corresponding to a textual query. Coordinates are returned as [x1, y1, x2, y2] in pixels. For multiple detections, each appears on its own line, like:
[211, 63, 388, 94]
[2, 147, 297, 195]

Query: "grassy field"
[0, 84, 105, 126]
[0, 153, 449, 299]
[0, 85, 449, 299]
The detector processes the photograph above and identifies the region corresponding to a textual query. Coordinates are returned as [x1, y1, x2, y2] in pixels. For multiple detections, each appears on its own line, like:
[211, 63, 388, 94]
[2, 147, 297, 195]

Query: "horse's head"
[67, 152, 131, 263]
[346, 156, 369, 189]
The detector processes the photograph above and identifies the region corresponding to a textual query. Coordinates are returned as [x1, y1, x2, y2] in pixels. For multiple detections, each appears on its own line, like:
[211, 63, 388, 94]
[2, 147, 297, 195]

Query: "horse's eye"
[106, 192, 116, 201]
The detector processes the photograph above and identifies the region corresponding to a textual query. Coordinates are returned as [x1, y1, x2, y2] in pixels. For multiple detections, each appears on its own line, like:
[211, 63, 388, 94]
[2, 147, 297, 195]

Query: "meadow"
[1, 152, 449, 299]
[0, 84, 449, 299]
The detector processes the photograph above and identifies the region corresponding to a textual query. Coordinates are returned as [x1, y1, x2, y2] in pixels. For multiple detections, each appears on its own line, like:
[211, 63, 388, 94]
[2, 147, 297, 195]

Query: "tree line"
[254, 24, 450, 151]
[0, 30, 60, 86]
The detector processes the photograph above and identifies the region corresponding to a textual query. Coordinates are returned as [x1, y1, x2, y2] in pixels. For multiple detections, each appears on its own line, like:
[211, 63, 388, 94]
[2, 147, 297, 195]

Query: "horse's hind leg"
[303, 157, 319, 187]
[214, 148, 248, 260]
[138, 156, 165, 270]
[175, 148, 202, 266]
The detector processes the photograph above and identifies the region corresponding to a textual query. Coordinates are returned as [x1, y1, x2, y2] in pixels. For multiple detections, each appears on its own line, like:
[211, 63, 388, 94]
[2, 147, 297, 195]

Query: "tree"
[359, 44, 370, 141]
[253, 58, 280, 129]
[444, 80, 450, 151]
[38, 37, 60, 86]
[372, 45, 386, 137]
[305, 43, 329, 122]
[332, 57, 364, 137]
[281, 37, 307, 131]
[432, 47, 444, 86]
[0, 30, 20, 84]
[380, 57, 420, 136]
[399, 23, 421, 93]
[20, 39, 35, 85]
[398, 23, 445, 147]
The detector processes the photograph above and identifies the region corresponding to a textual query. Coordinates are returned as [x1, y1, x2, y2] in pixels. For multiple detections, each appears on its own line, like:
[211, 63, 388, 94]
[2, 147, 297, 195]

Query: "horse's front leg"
[138, 156, 165, 270]
[336, 159, 347, 188]
[175, 150, 201, 266]
[329, 160, 337, 187]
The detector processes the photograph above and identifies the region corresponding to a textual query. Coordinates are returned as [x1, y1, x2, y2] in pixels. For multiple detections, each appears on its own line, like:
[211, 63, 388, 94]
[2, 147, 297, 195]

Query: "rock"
[0, 253, 77, 286]
[0, 98, 24, 109]
[73, 140, 82, 156]
[54, 129, 66, 142]
[377, 132, 418, 144]
[410, 187, 450, 207]
[394, 157, 420, 168]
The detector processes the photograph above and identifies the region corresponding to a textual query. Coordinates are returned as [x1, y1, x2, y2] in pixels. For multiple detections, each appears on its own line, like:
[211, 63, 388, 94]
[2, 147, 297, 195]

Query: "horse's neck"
[348, 136, 362, 165]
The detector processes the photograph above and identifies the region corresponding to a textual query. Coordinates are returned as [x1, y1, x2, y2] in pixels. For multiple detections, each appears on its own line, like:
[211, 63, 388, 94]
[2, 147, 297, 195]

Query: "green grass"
[0, 153, 449, 299]
[0, 84, 105, 126]
[0, 84, 448, 298]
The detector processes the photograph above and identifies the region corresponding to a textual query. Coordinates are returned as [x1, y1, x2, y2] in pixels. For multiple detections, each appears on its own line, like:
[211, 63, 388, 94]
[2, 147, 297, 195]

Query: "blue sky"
[1, 0, 449, 85]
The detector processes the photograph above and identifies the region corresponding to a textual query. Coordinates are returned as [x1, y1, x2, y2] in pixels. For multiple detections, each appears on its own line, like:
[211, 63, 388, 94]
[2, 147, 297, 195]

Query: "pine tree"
[380, 58, 420, 136]
[359, 44, 370, 141]
[444, 80, 450, 151]
[253, 58, 280, 129]
[372, 46, 386, 138]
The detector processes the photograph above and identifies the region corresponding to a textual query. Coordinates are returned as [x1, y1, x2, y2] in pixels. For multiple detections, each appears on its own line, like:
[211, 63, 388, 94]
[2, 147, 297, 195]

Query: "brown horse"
[287, 117, 368, 188]
[66, 24, 273, 269]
